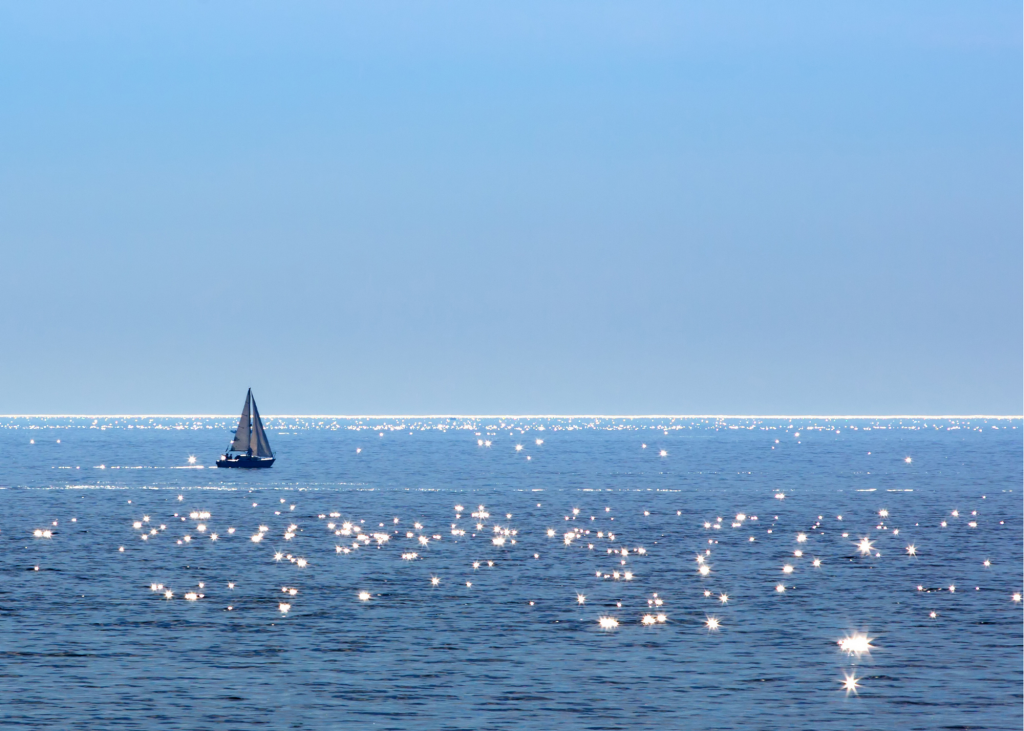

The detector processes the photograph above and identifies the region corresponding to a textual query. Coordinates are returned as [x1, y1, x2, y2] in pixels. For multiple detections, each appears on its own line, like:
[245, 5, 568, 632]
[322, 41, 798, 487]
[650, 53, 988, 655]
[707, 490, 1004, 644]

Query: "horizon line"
[0, 413, 1020, 420]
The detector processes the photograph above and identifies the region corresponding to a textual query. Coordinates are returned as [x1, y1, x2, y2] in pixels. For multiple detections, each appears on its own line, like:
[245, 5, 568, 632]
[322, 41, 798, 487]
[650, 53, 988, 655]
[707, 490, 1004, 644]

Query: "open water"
[0, 416, 1020, 730]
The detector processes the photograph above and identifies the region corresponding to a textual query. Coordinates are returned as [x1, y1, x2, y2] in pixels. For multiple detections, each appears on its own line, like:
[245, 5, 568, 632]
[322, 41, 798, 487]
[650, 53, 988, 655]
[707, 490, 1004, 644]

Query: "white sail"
[250, 396, 274, 458]
[230, 390, 252, 453]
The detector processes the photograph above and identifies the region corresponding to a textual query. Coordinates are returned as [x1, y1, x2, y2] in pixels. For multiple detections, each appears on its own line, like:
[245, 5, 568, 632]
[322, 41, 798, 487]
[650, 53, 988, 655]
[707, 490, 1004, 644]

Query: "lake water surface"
[0, 416, 1020, 730]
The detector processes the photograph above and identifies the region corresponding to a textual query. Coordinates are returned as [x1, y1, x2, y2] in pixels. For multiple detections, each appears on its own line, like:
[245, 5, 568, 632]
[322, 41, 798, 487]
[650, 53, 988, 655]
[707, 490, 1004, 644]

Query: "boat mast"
[248, 386, 253, 456]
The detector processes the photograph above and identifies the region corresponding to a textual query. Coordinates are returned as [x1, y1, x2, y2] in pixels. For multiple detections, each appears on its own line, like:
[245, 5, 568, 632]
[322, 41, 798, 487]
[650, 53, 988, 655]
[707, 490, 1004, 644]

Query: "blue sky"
[1, 1, 1020, 414]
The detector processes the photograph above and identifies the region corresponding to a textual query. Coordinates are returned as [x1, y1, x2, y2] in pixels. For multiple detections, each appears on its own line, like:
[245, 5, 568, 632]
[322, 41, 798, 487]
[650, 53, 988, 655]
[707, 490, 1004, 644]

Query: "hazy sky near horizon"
[1, 1, 1020, 415]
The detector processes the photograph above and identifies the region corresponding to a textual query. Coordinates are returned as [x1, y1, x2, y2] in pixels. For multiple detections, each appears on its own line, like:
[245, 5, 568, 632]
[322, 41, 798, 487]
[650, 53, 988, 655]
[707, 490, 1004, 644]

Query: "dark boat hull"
[217, 456, 275, 469]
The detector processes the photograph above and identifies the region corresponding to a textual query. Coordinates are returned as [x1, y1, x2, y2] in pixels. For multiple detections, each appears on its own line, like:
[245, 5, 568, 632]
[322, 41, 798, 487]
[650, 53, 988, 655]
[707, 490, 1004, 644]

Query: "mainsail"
[249, 395, 274, 458]
[229, 389, 252, 452]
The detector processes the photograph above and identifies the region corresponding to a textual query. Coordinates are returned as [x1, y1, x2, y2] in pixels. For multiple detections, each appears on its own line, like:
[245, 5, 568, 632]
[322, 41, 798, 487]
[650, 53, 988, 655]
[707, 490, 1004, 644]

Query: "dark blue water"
[0, 416, 1020, 730]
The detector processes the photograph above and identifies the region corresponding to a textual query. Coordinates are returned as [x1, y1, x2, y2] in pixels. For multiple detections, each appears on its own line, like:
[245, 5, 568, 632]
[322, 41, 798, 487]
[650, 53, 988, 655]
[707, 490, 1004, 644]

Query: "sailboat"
[216, 388, 275, 468]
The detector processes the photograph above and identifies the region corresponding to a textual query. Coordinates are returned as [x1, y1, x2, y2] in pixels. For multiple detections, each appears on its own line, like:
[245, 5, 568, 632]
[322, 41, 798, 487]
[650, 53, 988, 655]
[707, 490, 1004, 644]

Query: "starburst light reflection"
[841, 671, 861, 694]
[838, 632, 874, 657]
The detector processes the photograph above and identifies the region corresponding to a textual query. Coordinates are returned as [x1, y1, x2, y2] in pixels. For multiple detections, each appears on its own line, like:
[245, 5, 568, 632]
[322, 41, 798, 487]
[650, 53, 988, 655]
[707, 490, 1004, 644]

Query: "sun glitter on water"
[838, 632, 874, 657]
[841, 671, 861, 694]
